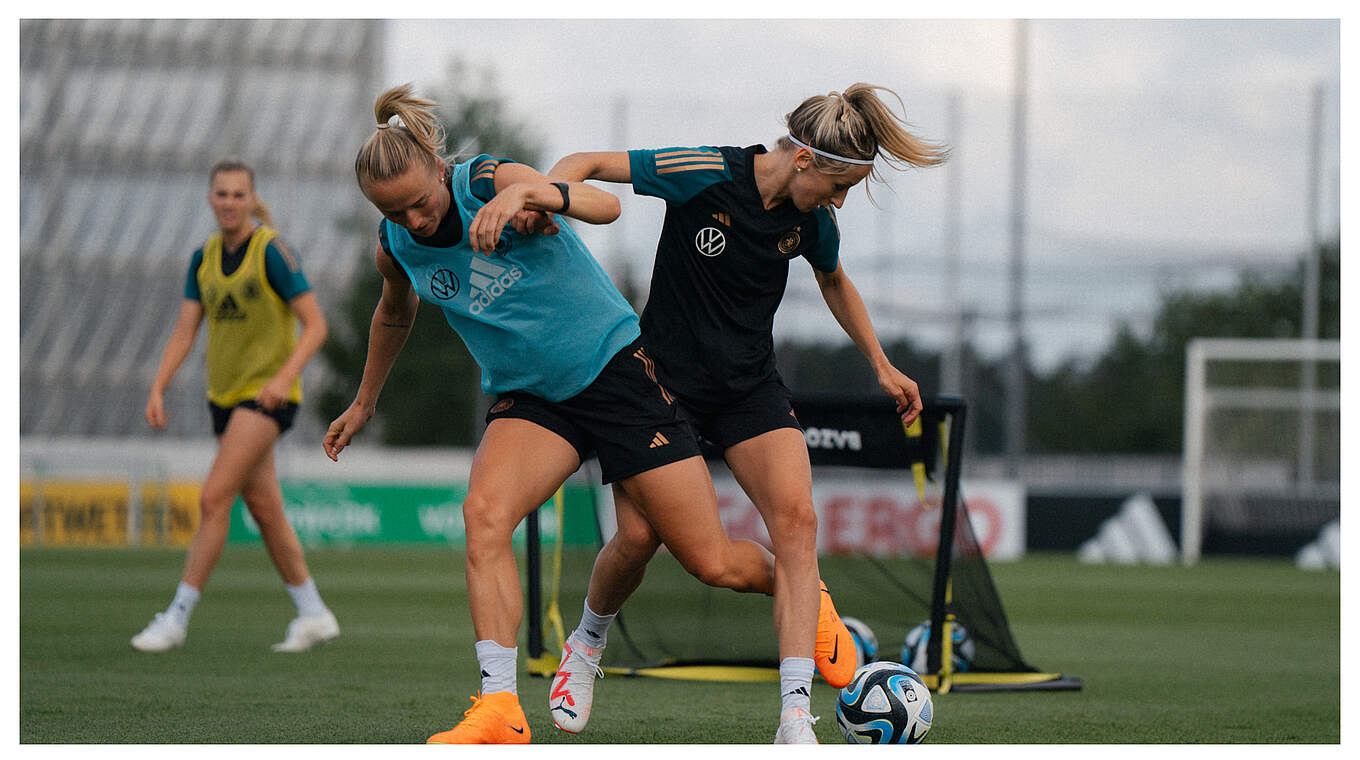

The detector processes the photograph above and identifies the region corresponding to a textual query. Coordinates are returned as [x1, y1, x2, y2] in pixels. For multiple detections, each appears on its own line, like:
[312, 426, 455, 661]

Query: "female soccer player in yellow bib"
[549, 83, 947, 743]
[132, 159, 337, 654]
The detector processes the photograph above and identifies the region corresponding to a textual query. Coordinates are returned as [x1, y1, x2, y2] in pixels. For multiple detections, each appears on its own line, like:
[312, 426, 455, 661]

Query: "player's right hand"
[324, 401, 374, 461]
[145, 391, 167, 430]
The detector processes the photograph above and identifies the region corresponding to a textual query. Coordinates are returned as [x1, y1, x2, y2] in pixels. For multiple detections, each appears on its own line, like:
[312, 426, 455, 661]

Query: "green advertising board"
[227, 481, 602, 547]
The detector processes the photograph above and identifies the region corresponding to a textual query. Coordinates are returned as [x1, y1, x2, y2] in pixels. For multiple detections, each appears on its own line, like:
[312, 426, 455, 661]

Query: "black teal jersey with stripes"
[628, 144, 841, 406]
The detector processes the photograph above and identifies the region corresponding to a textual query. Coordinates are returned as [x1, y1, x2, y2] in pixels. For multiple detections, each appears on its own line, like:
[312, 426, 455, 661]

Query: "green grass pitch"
[19, 546, 1339, 744]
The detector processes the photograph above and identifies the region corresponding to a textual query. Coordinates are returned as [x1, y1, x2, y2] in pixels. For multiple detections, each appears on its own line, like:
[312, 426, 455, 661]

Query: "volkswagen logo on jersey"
[694, 226, 727, 257]
[431, 268, 461, 300]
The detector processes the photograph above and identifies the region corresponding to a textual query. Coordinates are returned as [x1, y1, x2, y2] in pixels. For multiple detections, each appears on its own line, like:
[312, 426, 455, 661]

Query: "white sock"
[167, 582, 200, 628]
[475, 640, 518, 695]
[779, 657, 815, 714]
[285, 577, 328, 617]
[571, 600, 615, 650]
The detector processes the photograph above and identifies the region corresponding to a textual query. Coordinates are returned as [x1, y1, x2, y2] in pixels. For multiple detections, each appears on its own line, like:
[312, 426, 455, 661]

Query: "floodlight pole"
[1004, 19, 1030, 478]
[942, 91, 965, 395]
[1297, 81, 1324, 488]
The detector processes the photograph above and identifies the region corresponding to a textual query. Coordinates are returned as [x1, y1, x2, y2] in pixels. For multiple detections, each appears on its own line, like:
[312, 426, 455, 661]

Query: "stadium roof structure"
[20, 19, 385, 440]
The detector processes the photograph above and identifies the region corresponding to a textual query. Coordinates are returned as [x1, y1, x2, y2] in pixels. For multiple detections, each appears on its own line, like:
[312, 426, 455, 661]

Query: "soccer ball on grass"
[901, 619, 975, 674]
[835, 660, 933, 744]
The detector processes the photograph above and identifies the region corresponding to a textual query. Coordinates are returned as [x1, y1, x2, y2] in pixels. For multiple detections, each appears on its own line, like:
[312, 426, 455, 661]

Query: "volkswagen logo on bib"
[694, 226, 727, 257]
[430, 268, 460, 300]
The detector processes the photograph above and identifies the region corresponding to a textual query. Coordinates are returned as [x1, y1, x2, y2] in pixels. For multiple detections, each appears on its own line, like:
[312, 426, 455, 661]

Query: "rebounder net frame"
[524, 394, 1079, 693]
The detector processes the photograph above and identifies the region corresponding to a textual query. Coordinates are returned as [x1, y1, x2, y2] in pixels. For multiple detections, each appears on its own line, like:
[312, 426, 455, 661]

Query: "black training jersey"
[629, 144, 840, 407]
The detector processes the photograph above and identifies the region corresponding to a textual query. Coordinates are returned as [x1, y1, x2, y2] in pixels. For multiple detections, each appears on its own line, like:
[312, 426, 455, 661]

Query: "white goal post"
[1181, 338, 1341, 564]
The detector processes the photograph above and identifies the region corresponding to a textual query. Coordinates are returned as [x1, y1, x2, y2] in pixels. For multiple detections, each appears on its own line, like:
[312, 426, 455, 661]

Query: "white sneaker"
[774, 707, 820, 744]
[549, 634, 604, 733]
[271, 611, 339, 652]
[131, 612, 187, 652]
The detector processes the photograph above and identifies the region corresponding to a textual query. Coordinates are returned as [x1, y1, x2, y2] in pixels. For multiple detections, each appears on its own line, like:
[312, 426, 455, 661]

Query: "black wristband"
[551, 182, 570, 213]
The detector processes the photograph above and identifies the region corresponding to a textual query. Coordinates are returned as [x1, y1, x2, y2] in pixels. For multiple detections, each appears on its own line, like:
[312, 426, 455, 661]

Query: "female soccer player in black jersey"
[548, 83, 947, 743]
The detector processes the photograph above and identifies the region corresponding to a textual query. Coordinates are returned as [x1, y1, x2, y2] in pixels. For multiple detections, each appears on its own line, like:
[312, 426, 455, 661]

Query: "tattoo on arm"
[381, 320, 412, 329]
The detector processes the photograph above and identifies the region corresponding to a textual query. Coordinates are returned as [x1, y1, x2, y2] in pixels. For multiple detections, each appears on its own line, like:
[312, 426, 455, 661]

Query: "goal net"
[1181, 338, 1341, 563]
[526, 395, 1078, 692]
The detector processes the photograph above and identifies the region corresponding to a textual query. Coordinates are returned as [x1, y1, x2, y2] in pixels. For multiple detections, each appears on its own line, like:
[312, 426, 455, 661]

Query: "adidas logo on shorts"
[648, 432, 670, 448]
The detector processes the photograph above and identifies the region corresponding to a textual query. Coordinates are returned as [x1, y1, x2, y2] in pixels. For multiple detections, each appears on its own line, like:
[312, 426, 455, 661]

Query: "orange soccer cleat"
[814, 581, 857, 688]
[426, 691, 531, 744]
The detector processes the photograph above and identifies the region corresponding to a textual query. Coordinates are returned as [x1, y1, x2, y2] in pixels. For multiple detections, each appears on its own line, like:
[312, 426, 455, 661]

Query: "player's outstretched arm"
[324, 245, 419, 461]
[548, 151, 632, 184]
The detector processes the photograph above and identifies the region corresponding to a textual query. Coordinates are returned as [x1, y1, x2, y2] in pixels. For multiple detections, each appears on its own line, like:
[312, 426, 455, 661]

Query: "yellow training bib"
[197, 226, 302, 407]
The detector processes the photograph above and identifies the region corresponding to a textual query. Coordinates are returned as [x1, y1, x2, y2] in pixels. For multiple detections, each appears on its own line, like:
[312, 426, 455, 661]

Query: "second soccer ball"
[900, 619, 975, 674]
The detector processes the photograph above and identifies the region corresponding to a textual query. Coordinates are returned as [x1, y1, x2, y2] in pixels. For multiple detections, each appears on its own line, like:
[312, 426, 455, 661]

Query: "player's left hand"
[324, 400, 374, 461]
[877, 364, 923, 426]
[513, 209, 559, 237]
[256, 377, 290, 411]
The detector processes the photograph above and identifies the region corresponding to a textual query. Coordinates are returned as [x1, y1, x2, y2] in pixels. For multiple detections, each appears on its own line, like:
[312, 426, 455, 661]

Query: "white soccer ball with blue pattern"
[901, 619, 975, 674]
[841, 616, 878, 664]
[836, 661, 933, 744]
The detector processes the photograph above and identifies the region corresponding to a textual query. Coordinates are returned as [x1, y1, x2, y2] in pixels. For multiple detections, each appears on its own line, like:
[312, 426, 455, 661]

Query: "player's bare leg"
[551, 457, 774, 734]
[725, 429, 821, 660]
[587, 486, 662, 614]
[182, 409, 280, 589]
[617, 455, 774, 594]
[728, 427, 854, 742]
[132, 408, 277, 652]
[237, 430, 339, 652]
[430, 417, 579, 744]
[240, 441, 308, 586]
[551, 488, 661, 732]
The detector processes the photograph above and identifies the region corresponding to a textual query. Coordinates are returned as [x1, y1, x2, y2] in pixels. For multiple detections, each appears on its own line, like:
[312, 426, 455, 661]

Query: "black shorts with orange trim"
[484, 337, 702, 484]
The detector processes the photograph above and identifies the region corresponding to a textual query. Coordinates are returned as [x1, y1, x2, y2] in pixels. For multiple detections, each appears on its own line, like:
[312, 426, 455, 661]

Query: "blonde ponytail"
[251, 198, 274, 228]
[779, 83, 948, 185]
[355, 83, 447, 189]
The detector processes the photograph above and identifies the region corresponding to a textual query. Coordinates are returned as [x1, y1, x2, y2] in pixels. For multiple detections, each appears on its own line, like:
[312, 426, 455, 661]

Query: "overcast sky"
[383, 15, 1340, 369]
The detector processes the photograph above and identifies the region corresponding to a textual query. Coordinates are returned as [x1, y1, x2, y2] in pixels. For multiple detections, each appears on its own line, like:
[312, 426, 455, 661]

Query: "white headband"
[786, 134, 876, 166]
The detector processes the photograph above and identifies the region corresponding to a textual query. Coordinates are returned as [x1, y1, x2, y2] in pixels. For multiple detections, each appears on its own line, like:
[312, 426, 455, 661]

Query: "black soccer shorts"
[677, 376, 804, 453]
[209, 399, 299, 436]
[484, 337, 702, 484]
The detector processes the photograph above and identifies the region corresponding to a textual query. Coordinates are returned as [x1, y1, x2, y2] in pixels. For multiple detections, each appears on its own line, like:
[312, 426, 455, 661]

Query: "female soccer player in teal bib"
[549, 83, 947, 743]
[323, 84, 826, 745]
[133, 159, 338, 654]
